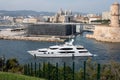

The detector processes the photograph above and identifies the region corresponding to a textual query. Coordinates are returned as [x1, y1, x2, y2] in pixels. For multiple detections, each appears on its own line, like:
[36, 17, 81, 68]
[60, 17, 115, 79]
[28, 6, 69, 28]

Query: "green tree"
[0, 57, 5, 71]
[5, 58, 23, 73]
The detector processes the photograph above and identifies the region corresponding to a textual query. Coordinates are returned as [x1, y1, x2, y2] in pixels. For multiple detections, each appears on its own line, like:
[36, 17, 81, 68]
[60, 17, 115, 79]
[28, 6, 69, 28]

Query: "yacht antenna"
[72, 24, 73, 38]
[55, 40, 58, 45]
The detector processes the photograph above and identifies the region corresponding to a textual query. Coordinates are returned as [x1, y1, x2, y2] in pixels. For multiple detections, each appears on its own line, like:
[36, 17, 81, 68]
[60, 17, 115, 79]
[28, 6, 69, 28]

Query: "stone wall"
[86, 25, 120, 42]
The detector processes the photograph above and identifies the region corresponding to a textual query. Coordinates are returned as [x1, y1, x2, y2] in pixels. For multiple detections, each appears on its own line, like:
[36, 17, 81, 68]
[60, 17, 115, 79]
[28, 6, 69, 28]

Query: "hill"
[0, 10, 55, 16]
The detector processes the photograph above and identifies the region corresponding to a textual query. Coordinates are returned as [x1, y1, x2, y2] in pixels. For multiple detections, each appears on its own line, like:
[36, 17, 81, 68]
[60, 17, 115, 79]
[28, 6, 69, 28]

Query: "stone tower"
[110, 2, 120, 27]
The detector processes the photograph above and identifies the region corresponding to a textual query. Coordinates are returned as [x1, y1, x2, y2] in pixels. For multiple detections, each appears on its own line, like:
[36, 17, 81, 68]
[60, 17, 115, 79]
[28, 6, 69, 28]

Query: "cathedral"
[50, 9, 74, 23]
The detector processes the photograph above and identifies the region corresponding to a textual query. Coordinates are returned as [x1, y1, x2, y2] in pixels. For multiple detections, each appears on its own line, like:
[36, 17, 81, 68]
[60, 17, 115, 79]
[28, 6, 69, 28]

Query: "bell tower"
[110, 2, 120, 27]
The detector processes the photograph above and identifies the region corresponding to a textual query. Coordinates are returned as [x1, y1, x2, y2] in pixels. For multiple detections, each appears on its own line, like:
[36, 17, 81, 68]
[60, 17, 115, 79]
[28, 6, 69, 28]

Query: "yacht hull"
[27, 39, 96, 58]
[28, 51, 94, 57]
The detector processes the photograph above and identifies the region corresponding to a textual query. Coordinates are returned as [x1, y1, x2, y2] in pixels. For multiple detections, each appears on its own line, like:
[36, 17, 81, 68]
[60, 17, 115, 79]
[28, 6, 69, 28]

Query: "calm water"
[0, 33, 120, 64]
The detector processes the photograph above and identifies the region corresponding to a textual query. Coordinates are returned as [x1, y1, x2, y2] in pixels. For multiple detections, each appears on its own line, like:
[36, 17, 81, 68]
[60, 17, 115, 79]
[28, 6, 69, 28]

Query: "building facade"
[102, 11, 111, 20]
[27, 23, 76, 36]
[23, 18, 37, 23]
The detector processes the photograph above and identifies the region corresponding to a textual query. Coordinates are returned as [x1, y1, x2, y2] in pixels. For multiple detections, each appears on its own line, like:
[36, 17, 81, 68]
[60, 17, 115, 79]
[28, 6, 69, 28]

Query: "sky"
[0, 0, 119, 13]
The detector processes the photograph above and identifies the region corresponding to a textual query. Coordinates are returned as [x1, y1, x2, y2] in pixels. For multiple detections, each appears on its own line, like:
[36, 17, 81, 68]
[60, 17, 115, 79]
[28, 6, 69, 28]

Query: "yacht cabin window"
[76, 47, 84, 50]
[38, 50, 47, 52]
[60, 48, 73, 50]
[49, 48, 58, 50]
[59, 51, 75, 53]
[79, 51, 88, 53]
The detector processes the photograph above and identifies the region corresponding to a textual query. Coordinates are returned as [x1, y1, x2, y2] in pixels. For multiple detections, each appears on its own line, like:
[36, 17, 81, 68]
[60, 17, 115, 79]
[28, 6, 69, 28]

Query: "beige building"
[89, 16, 102, 23]
[74, 15, 89, 23]
[102, 11, 111, 20]
[50, 9, 74, 23]
[15, 18, 23, 23]
[23, 18, 37, 23]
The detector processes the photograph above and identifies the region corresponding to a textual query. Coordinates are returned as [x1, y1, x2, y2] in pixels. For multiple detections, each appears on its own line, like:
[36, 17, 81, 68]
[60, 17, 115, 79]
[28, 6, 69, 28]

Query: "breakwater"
[0, 35, 64, 42]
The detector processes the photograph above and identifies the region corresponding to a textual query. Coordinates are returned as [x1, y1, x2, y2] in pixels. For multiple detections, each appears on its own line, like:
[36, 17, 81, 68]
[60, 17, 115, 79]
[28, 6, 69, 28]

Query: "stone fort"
[86, 2, 120, 42]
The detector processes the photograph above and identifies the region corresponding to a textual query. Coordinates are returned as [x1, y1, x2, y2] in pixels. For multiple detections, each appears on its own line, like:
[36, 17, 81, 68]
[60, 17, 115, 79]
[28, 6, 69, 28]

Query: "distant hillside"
[0, 10, 55, 16]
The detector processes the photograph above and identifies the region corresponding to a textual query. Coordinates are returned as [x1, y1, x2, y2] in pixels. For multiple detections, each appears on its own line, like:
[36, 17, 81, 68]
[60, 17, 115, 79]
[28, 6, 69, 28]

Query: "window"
[79, 51, 88, 53]
[76, 48, 84, 50]
[50, 48, 58, 50]
[60, 48, 73, 50]
[67, 51, 75, 53]
[59, 51, 75, 53]
[59, 52, 66, 53]
[38, 50, 47, 52]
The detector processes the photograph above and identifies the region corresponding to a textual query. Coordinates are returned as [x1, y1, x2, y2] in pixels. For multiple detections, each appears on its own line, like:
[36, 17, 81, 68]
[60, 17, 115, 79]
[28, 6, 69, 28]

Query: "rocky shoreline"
[86, 34, 120, 42]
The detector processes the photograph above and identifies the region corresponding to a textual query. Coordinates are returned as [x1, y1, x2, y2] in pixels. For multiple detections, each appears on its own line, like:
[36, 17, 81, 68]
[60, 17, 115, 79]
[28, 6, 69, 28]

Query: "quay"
[0, 23, 95, 42]
[0, 28, 65, 42]
[0, 35, 64, 42]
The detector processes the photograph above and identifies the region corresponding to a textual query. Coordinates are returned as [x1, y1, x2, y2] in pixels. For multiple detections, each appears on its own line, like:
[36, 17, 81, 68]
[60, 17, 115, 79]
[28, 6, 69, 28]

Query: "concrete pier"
[0, 36, 64, 42]
[0, 27, 65, 42]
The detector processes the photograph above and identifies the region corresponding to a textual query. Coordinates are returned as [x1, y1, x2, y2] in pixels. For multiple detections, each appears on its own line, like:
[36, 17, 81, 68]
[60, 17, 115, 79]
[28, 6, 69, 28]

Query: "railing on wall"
[24, 61, 101, 80]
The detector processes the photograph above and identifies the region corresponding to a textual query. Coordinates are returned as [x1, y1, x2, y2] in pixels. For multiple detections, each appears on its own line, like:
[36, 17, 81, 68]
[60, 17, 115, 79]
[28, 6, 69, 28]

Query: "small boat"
[28, 39, 95, 57]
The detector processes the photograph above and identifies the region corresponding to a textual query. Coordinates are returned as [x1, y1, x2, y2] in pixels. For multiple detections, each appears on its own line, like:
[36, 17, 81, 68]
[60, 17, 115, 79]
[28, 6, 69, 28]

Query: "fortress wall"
[94, 26, 120, 38]
[86, 26, 120, 42]
[86, 2, 120, 42]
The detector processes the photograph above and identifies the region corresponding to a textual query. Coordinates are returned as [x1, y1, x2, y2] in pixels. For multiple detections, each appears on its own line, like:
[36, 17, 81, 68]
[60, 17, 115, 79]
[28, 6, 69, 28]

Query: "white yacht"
[28, 39, 95, 57]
